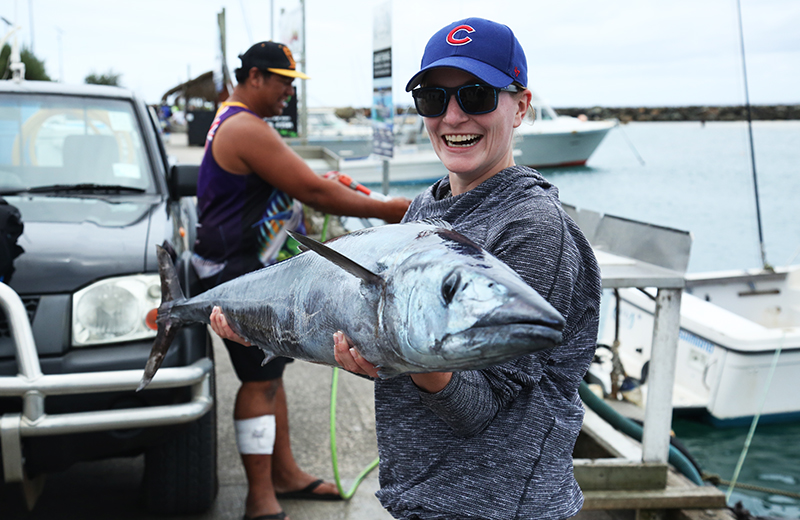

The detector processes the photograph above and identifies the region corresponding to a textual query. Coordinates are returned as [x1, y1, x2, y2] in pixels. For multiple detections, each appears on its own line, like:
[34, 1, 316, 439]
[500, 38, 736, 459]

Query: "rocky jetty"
[555, 104, 800, 122]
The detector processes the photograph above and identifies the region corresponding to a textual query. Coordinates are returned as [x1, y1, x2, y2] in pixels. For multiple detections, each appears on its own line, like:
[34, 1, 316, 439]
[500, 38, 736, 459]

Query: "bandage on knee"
[235, 415, 276, 454]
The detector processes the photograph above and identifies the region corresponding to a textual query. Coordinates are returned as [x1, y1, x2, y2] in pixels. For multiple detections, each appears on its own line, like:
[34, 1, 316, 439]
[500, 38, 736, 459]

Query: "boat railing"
[291, 145, 342, 173]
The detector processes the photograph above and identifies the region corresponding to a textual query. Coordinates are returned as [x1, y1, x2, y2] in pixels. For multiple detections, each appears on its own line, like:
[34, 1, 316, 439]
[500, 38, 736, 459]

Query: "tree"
[85, 70, 122, 86]
[0, 44, 52, 81]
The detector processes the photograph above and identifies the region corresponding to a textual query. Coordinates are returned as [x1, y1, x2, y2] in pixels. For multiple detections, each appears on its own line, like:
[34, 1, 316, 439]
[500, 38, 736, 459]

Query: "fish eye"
[441, 270, 461, 305]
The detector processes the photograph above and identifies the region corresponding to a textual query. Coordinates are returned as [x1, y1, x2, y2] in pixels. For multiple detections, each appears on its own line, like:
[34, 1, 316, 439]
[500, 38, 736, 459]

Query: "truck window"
[0, 94, 154, 192]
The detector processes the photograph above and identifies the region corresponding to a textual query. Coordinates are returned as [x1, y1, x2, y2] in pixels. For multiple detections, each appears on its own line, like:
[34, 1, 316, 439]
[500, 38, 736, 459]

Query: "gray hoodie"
[375, 166, 602, 520]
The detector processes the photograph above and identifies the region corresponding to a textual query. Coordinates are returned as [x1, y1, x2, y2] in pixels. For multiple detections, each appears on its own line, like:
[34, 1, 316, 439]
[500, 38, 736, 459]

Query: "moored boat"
[598, 265, 800, 426]
[514, 90, 617, 168]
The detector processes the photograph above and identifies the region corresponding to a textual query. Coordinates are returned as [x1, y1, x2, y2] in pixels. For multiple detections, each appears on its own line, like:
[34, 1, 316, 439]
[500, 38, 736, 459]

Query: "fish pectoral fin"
[375, 366, 403, 379]
[260, 349, 278, 366]
[287, 230, 384, 287]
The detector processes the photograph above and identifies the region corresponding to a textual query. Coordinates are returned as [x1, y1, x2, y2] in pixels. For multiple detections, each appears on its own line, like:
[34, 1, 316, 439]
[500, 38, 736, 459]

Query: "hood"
[425, 165, 554, 202]
[5, 194, 163, 294]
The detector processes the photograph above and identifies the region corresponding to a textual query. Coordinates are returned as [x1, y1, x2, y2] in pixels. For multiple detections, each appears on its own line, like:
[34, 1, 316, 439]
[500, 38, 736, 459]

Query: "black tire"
[142, 372, 218, 514]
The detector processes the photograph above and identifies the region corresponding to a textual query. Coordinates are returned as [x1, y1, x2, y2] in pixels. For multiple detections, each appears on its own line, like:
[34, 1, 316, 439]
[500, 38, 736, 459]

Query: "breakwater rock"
[554, 105, 800, 122]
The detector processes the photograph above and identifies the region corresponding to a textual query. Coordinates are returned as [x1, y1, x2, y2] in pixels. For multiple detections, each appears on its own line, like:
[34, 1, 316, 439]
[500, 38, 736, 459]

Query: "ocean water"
[382, 121, 800, 518]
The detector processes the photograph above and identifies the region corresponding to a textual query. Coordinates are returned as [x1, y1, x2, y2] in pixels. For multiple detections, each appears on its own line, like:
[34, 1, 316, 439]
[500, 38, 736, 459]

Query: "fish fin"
[287, 230, 384, 287]
[157, 241, 186, 303]
[137, 243, 187, 391]
[375, 366, 402, 379]
[137, 321, 180, 391]
[260, 349, 277, 366]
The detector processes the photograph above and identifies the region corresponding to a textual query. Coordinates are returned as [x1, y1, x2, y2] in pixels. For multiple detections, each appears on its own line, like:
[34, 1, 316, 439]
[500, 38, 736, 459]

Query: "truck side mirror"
[168, 164, 199, 198]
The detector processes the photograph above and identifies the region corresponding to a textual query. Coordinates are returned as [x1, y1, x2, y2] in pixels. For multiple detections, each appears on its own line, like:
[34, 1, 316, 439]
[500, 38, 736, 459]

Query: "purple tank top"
[194, 104, 302, 279]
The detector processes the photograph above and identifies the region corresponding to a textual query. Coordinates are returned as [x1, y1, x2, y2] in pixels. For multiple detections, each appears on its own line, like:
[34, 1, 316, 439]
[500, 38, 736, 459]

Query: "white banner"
[279, 2, 303, 58]
[372, 0, 393, 158]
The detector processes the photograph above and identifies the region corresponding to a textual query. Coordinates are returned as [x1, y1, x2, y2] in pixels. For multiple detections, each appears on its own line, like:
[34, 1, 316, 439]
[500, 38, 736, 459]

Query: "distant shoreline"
[553, 105, 800, 122]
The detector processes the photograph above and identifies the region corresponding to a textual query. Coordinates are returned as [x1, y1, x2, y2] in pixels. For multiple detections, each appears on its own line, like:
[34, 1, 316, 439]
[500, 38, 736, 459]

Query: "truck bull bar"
[0, 282, 213, 484]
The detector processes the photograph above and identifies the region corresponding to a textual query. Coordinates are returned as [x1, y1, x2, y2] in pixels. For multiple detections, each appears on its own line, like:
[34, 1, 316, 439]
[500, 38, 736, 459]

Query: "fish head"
[385, 235, 565, 373]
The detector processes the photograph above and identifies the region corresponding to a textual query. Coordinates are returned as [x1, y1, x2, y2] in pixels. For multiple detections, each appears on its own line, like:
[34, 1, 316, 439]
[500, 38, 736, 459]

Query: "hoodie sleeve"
[416, 352, 547, 437]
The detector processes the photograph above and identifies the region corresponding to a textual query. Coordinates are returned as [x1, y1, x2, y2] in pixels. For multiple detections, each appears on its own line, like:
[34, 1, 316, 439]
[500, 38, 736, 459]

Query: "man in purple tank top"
[196, 41, 410, 520]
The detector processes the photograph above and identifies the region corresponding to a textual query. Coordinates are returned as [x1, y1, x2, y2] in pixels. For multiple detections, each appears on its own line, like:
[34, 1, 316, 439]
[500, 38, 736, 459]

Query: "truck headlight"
[72, 274, 162, 346]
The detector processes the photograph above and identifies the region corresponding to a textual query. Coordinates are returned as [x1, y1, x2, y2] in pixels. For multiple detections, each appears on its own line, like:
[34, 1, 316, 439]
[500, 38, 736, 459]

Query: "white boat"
[567, 205, 800, 427]
[287, 108, 374, 158]
[295, 144, 447, 185]
[513, 91, 617, 168]
[598, 265, 800, 427]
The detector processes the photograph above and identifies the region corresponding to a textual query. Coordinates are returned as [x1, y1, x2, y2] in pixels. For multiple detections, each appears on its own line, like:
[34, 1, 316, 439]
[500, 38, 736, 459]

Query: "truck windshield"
[0, 94, 154, 194]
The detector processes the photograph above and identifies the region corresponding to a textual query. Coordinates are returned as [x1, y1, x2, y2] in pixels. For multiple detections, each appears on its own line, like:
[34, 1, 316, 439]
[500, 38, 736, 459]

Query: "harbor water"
[381, 120, 800, 518]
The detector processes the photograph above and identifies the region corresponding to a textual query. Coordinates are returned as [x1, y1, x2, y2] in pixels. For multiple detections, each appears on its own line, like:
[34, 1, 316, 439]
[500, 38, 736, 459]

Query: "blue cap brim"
[405, 56, 515, 91]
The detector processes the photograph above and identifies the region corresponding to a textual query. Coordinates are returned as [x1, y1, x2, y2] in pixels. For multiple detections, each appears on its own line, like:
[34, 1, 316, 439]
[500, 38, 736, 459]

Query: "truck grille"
[0, 297, 39, 338]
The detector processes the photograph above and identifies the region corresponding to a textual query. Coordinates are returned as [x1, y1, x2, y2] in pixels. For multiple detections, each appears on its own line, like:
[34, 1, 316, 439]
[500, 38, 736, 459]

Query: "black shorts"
[223, 338, 294, 382]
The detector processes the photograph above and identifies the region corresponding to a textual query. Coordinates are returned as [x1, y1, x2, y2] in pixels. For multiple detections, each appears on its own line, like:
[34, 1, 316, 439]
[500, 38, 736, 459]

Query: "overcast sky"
[2, 0, 798, 109]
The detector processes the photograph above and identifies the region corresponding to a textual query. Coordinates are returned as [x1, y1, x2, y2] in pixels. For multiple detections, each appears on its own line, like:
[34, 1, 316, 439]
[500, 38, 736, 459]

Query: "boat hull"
[598, 266, 800, 426]
[513, 119, 616, 169]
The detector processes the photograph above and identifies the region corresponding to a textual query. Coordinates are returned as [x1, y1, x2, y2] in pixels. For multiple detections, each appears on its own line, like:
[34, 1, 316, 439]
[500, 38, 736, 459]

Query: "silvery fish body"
[139, 220, 564, 389]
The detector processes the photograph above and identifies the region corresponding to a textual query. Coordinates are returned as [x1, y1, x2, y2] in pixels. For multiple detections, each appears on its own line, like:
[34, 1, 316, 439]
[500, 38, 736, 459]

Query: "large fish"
[138, 220, 564, 390]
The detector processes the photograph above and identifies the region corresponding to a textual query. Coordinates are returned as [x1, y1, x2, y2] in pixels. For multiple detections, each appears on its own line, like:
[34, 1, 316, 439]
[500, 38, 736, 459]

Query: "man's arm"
[212, 112, 409, 223]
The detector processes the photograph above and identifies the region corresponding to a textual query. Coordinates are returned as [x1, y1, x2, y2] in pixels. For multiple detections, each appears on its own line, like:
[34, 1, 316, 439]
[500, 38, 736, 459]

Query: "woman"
[215, 18, 601, 520]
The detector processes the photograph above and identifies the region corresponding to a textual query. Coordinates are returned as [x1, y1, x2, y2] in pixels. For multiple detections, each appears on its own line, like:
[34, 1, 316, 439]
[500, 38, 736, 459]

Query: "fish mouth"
[434, 299, 565, 369]
[439, 322, 563, 365]
[387, 322, 563, 377]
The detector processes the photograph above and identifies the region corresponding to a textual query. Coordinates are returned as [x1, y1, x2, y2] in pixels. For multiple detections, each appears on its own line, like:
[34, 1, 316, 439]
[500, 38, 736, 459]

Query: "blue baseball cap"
[405, 18, 527, 91]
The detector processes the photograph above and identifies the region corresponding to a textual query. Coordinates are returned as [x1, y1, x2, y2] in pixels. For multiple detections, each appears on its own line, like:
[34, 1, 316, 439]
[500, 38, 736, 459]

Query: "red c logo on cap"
[446, 25, 475, 46]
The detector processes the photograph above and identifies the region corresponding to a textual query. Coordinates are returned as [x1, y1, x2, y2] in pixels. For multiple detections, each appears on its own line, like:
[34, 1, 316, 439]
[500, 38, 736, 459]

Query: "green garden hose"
[578, 380, 704, 485]
[319, 214, 380, 499]
[330, 367, 380, 499]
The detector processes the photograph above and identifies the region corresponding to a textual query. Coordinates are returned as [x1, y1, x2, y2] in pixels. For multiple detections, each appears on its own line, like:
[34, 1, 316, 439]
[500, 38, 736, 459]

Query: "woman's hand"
[332, 331, 452, 391]
[209, 306, 252, 346]
[333, 331, 380, 378]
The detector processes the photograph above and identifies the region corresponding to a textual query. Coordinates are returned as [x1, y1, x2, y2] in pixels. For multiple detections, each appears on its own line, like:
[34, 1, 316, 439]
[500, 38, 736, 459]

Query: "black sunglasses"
[411, 83, 521, 118]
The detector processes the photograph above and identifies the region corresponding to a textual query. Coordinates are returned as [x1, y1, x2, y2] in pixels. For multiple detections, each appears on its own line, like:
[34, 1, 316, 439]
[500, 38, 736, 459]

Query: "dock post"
[382, 158, 390, 196]
[641, 288, 682, 463]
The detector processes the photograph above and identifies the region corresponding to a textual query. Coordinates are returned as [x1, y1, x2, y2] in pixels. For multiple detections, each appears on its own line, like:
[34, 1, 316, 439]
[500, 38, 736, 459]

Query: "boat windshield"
[528, 90, 559, 121]
[0, 93, 154, 195]
[307, 110, 347, 129]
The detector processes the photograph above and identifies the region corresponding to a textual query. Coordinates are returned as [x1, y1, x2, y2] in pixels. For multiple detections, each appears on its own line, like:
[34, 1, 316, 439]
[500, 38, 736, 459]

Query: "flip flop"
[275, 479, 342, 501]
[243, 513, 287, 520]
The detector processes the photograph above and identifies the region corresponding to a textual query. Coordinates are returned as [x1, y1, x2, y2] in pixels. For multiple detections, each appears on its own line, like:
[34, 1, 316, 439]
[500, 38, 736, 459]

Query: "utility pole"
[300, 0, 307, 143]
[28, 0, 34, 52]
[55, 26, 64, 82]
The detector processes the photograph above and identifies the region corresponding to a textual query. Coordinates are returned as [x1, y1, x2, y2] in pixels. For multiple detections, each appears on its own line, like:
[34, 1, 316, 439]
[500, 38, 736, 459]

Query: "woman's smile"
[443, 134, 483, 147]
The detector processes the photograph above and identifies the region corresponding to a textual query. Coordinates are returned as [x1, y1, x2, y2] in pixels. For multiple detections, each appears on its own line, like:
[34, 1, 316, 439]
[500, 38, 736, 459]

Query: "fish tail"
[137, 244, 188, 391]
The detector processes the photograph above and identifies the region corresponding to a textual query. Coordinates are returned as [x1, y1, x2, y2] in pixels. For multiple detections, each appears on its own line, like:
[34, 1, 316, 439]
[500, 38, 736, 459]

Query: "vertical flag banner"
[372, 1, 393, 158]
[268, 1, 304, 137]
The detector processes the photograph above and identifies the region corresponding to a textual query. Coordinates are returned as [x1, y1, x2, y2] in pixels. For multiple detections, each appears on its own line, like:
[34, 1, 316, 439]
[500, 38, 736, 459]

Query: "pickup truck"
[0, 79, 216, 513]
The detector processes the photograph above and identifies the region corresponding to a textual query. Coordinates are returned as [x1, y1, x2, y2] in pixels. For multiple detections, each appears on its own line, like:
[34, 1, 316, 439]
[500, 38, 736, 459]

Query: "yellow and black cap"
[238, 41, 310, 80]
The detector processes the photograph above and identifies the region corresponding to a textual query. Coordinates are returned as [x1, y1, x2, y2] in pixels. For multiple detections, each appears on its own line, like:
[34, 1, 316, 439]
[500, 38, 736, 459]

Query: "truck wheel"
[142, 374, 218, 514]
